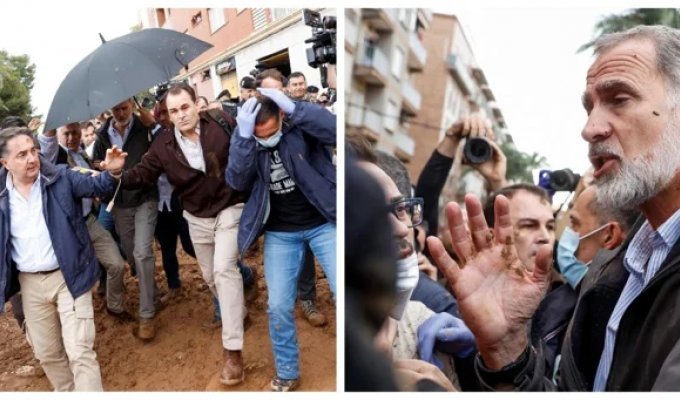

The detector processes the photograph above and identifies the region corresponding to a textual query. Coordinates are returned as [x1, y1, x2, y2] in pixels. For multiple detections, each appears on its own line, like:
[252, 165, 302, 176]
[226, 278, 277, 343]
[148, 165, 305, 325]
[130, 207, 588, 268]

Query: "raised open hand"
[427, 194, 552, 369]
[99, 145, 127, 175]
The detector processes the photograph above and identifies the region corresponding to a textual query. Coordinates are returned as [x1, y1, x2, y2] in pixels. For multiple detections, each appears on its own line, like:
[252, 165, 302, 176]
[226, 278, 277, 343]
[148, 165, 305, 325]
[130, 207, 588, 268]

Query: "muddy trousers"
[184, 203, 245, 350]
[19, 270, 103, 391]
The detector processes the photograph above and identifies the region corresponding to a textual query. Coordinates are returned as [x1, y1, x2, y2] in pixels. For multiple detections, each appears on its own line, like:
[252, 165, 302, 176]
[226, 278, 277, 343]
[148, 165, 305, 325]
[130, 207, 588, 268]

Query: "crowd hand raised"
[257, 87, 295, 114]
[132, 97, 156, 128]
[393, 359, 457, 392]
[426, 194, 552, 370]
[472, 138, 508, 191]
[236, 97, 261, 139]
[439, 114, 494, 158]
[99, 145, 128, 175]
[28, 118, 42, 132]
[417, 312, 476, 370]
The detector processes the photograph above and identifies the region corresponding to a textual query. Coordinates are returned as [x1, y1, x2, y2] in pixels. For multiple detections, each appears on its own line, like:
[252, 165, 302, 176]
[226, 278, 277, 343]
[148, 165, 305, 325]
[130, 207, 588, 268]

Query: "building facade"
[142, 8, 335, 100]
[345, 8, 431, 163]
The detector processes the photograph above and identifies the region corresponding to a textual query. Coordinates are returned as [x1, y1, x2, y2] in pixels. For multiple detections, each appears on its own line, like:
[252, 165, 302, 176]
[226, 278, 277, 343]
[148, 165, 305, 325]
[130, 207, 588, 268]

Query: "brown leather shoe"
[220, 349, 244, 386]
[301, 300, 327, 327]
[137, 318, 155, 340]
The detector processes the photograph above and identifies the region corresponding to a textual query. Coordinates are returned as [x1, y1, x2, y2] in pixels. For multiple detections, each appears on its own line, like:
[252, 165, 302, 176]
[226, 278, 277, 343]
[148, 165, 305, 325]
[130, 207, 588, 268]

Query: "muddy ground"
[0, 239, 336, 391]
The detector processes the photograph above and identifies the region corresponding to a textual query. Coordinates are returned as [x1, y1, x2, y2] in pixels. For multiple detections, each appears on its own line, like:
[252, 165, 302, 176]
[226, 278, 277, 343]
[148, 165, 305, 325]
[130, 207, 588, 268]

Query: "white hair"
[595, 115, 680, 210]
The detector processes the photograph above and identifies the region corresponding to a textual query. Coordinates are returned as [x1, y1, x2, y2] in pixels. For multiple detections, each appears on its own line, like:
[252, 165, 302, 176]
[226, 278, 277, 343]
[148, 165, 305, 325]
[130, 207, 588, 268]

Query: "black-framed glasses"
[385, 197, 424, 228]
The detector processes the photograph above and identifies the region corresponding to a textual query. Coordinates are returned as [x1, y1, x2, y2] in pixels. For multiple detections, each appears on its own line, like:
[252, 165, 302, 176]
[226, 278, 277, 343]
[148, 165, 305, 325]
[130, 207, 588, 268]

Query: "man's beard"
[591, 119, 680, 210]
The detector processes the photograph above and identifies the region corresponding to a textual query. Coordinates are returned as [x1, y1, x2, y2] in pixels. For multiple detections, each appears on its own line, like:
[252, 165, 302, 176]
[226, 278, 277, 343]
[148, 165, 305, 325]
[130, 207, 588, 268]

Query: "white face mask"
[390, 251, 420, 320]
[255, 130, 283, 148]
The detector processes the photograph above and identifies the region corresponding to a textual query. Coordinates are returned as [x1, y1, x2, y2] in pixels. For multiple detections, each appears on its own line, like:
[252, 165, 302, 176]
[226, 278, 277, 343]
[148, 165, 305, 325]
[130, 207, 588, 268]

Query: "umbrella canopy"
[44, 28, 212, 130]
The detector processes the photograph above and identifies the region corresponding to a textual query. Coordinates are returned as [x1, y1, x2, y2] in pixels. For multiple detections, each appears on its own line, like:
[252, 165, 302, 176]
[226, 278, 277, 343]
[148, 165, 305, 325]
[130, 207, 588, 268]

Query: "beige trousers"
[184, 203, 245, 350]
[19, 270, 103, 391]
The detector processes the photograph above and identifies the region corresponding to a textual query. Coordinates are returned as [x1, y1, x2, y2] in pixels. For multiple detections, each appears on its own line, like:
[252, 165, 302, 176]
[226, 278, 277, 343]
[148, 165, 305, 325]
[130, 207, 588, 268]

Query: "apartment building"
[408, 13, 510, 202]
[142, 8, 335, 100]
[345, 8, 432, 163]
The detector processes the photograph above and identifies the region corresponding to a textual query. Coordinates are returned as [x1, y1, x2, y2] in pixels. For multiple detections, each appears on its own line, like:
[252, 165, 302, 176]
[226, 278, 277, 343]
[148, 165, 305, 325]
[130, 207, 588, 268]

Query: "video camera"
[303, 9, 336, 89]
[538, 168, 581, 194]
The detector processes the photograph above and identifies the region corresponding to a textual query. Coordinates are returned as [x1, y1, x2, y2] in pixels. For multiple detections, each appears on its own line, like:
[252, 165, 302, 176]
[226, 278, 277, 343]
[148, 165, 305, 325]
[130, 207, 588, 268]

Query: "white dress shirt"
[174, 125, 205, 173]
[7, 173, 59, 272]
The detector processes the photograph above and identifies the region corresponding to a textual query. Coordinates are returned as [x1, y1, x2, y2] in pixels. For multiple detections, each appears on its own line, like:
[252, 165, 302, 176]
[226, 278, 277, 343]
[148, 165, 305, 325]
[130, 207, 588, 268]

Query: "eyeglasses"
[386, 197, 424, 228]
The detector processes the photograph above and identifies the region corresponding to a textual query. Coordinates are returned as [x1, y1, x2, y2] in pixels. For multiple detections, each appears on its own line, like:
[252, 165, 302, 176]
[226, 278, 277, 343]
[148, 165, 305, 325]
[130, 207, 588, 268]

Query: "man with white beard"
[427, 25, 680, 391]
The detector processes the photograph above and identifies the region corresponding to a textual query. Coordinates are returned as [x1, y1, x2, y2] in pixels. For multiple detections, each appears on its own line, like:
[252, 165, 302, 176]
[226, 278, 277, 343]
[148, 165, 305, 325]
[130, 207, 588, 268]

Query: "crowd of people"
[0, 66, 336, 391]
[347, 24, 680, 391]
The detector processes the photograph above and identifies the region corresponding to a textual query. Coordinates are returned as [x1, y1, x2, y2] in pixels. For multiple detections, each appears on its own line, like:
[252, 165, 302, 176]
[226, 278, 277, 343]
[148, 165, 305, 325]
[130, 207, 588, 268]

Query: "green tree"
[500, 142, 547, 184]
[578, 8, 680, 53]
[0, 50, 36, 121]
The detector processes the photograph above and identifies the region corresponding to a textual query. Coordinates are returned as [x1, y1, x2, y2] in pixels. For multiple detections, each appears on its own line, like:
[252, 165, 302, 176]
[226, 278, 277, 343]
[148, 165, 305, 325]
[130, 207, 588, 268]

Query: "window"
[271, 8, 297, 21]
[155, 8, 166, 27]
[191, 11, 202, 27]
[208, 8, 226, 33]
[391, 47, 404, 78]
[384, 99, 399, 133]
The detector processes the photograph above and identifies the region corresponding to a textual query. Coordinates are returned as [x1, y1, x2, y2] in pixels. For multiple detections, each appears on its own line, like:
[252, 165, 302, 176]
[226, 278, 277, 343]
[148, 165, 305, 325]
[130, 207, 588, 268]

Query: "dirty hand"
[236, 97, 261, 139]
[257, 87, 295, 114]
[426, 194, 552, 370]
[28, 118, 42, 132]
[417, 312, 476, 370]
[393, 359, 457, 391]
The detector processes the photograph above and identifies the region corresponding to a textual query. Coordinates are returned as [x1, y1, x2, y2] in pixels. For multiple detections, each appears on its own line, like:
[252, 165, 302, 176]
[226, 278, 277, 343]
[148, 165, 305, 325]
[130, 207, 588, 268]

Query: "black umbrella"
[44, 28, 213, 130]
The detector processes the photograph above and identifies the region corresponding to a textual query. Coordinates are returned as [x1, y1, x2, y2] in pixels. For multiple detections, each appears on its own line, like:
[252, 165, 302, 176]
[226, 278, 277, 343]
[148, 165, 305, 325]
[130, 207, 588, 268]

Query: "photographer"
[416, 114, 507, 240]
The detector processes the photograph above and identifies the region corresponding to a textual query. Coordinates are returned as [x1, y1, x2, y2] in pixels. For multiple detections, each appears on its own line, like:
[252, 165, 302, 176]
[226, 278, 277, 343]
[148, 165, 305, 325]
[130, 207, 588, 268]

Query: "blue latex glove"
[236, 97, 261, 139]
[417, 312, 476, 370]
[257, 87, 296, 114]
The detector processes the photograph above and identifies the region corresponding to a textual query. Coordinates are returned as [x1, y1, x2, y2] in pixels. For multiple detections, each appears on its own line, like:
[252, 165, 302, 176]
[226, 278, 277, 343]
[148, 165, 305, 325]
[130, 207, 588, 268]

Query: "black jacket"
[92, 114, 158, 208]
[476, 217, 680, 390]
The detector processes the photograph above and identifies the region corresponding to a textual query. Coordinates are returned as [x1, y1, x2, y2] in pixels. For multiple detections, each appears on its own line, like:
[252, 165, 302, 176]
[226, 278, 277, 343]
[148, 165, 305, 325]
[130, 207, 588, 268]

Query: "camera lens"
[549, 169, 580, 192]
[464, 137, 492, 164]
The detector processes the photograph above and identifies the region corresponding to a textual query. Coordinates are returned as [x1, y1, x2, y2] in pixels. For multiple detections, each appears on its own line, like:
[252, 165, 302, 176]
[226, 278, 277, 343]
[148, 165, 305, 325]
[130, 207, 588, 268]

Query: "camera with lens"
[153, 82, 170, 102]
[303, 9, 336, 89]
[538, 168, 581, 193]
[463, 137, 493, 164]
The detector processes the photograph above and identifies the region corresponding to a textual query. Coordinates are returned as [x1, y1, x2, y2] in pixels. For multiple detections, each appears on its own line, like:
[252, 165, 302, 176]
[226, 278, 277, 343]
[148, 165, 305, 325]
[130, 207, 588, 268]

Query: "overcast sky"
[436, 5, 631, 176]
[0, 3, 140, 118]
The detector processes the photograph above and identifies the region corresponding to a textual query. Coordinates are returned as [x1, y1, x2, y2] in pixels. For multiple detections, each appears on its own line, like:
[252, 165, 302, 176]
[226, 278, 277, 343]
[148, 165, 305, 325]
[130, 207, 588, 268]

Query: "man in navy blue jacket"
[227, 89, 336, 391]
[0, 127, 125, 391]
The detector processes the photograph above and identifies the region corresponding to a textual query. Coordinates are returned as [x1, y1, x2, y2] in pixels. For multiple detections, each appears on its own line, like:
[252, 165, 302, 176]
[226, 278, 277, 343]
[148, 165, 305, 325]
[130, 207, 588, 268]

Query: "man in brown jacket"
[103, 83, 248, 386]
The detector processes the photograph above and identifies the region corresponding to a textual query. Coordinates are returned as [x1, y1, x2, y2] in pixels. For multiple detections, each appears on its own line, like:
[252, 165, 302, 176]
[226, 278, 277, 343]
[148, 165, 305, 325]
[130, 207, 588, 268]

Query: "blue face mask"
[255, 130, 283, 148]
[557, 225, 608, 289]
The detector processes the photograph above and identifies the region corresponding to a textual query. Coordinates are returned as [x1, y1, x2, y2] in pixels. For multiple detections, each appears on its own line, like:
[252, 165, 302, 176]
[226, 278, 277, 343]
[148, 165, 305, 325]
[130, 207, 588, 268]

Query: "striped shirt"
[593, 208, 680, 390]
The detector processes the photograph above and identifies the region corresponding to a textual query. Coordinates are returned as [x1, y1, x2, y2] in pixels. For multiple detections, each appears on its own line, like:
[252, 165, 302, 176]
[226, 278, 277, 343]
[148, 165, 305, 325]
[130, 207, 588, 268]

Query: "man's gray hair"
[0, 127, 35, 158]
[586, 192, 640, 233]
[593, 25, 680, 102]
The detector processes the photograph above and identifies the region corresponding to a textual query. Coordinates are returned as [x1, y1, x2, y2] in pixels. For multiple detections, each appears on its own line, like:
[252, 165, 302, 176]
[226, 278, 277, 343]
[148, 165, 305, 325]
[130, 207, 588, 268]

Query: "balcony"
[407, 32, 427, 71]
[347, 106, 383, 142]
[353, 47, 390, 87]
[447, 54, 475, 96]
[362, 8, 395, 33]
[393, 126, 415, 161]
[345, 16, 360, 52]
[400, 79, 422, 116]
